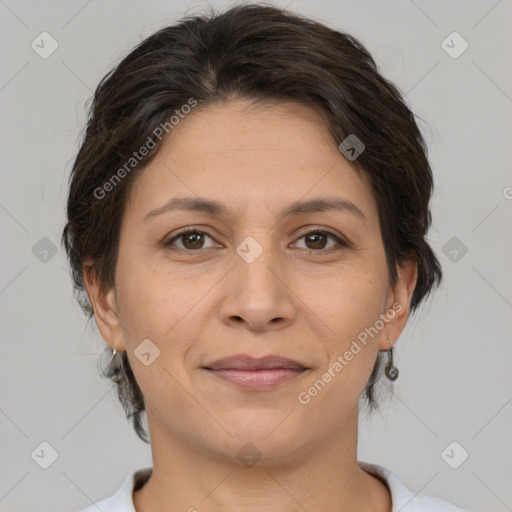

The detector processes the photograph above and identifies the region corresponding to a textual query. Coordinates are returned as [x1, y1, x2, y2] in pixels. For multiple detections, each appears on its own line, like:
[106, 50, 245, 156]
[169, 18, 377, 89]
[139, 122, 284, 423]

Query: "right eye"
[164, 228, 219, 251]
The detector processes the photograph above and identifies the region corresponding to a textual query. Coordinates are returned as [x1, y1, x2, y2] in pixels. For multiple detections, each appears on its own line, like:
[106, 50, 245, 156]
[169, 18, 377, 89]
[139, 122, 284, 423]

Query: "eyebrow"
[143, 196, 366, 223]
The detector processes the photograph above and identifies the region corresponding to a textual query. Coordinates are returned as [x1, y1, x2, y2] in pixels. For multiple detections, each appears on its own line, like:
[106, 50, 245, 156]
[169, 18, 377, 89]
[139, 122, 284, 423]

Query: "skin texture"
[84, 99, 417, 512]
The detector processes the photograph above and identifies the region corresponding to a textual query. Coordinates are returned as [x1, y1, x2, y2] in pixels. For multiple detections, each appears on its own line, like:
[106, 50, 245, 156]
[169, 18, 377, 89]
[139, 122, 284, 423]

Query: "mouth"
[202, 355, 309, 390]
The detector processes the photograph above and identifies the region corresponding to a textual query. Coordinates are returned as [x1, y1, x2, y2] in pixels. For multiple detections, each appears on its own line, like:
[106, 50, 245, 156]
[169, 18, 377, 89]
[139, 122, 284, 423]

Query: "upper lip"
[203, 355, 308, 371]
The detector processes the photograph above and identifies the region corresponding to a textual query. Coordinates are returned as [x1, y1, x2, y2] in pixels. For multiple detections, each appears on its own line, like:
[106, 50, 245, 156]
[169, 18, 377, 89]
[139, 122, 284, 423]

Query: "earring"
[384, 340, 399, 381]
[110, 347, 118, 363]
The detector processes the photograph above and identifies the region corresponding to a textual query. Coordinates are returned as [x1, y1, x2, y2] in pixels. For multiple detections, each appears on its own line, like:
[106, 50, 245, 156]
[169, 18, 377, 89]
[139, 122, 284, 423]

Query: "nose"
[219, 239, 296, 332]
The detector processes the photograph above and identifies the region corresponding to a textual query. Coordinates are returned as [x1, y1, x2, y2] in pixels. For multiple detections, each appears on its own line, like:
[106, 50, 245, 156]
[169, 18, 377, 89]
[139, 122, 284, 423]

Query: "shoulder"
[76, 467, 152, 512]
[359, 461, 471, 512]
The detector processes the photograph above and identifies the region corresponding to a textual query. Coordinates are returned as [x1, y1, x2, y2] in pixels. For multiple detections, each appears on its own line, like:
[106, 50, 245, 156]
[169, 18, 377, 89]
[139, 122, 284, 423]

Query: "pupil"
[185, 232, 203, 249]
[308, 233, 325, 249]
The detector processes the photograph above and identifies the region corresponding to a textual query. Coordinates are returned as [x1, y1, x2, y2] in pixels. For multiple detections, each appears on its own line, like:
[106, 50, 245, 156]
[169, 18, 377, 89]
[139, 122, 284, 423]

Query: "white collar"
[81, 462, 469, 511]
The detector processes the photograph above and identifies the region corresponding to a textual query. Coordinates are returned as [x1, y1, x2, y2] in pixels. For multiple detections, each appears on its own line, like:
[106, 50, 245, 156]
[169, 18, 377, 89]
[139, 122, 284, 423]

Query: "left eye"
[164, 228, 348, 251]
[292, 229, 348, 251]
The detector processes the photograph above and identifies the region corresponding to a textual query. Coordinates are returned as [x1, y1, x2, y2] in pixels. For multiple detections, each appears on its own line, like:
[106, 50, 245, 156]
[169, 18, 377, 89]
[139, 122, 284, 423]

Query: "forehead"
[169, 98, 336, 152]
[125, 99, 378, 227]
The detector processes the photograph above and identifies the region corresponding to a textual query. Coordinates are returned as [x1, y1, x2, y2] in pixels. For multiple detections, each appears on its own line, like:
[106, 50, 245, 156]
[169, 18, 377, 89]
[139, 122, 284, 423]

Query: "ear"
[83, 261, 127, 352]
[378, 257, 418, 351]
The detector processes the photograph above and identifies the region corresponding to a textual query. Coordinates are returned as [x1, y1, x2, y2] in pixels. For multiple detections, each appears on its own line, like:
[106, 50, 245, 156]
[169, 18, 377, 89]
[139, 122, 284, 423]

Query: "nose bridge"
[235, 230, 281, 296]
[220, 228, 296, 329]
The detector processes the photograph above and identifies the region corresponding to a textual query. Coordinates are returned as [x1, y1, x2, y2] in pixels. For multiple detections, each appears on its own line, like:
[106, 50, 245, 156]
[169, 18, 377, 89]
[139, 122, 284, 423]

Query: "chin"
[209, 437, 307, 468]
[200, 414, 310, 467]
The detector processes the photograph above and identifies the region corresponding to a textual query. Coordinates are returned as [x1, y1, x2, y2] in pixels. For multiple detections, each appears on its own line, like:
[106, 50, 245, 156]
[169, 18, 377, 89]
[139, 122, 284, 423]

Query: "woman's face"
[88, 99, 415, 463]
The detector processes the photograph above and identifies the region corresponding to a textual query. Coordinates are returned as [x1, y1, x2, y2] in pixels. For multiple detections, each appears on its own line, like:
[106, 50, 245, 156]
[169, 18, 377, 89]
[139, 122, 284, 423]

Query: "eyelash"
[163, 227, 349, 253]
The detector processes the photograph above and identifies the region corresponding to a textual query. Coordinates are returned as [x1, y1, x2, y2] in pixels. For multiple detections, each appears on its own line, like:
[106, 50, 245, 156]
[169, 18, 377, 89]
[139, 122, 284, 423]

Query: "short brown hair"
[62, 2, 442, 443]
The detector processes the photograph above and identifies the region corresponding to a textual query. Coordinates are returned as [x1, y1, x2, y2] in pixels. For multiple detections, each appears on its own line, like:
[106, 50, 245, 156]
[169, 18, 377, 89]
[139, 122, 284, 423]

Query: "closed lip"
[203, 354, 309, 371]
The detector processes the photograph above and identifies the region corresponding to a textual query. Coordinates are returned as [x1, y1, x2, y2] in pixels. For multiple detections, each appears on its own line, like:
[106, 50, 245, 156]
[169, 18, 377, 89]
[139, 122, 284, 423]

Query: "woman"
[63, 3, 470, 511]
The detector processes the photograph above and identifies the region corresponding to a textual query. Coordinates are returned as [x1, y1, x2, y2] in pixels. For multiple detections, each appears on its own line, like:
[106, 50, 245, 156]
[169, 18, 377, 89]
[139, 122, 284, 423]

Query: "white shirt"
[77, 461, 471, 511]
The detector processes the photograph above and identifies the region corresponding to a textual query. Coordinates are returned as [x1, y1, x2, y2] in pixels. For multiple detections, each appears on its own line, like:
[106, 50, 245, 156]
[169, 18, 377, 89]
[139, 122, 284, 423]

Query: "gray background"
[0, 0, 511, 511]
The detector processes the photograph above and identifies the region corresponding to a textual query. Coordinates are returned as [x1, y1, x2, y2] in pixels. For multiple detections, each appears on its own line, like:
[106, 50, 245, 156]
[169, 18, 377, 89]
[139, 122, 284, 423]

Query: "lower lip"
[206, 368, 306, 390]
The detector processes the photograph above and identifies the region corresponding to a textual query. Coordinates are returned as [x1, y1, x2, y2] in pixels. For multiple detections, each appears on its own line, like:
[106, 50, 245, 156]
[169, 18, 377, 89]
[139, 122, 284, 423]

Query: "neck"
[133, 405, 391, 512]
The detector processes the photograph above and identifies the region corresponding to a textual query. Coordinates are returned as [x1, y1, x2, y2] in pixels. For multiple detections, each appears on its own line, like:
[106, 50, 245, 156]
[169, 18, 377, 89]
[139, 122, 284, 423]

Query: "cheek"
[115, 256, 191, 335]
[117, 271, 200, 412]
[300, 265, 385, 388]
[115, 260, 214, 382]
[302, 263, 386, 336]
